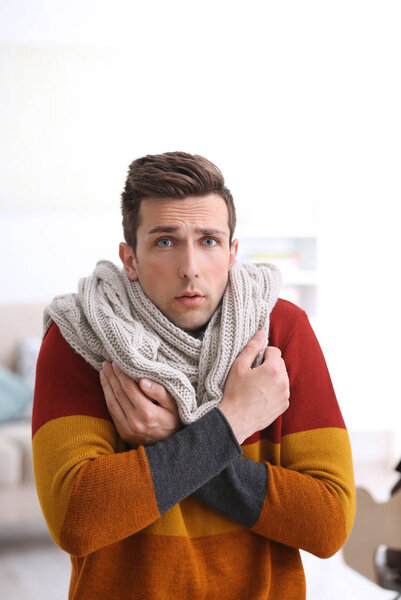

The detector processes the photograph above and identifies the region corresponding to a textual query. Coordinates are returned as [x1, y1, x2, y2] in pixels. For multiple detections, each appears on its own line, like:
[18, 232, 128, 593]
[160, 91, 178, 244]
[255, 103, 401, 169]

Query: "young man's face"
[119, 193, 238, 333]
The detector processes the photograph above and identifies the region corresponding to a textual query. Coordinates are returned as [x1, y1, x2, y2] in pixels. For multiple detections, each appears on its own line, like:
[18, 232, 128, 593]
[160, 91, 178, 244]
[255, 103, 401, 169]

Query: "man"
[32, 151, 355, 600]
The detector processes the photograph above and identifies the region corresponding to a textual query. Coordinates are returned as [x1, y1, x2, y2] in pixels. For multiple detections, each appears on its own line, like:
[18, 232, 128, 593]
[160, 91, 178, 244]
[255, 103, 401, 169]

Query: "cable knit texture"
[43, 260, 281, 424]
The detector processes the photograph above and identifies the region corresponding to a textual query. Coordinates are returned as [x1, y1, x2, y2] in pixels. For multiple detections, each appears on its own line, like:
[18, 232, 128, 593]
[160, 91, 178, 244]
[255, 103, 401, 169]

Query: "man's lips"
[175, 293, 205, 307]
[176, 290, 204, 298]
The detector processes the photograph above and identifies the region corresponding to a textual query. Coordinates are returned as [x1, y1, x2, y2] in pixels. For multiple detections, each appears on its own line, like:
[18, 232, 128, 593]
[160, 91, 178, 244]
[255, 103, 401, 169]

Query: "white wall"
[1, 1, 401, 439]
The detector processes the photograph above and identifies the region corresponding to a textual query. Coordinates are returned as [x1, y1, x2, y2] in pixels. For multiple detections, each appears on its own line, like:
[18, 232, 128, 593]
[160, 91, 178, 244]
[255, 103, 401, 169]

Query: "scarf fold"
[43, 260, 281, 424]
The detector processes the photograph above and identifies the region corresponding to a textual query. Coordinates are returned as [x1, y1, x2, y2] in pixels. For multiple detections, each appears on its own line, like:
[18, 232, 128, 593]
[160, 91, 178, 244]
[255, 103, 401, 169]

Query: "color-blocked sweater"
[32, 299, 355, 600]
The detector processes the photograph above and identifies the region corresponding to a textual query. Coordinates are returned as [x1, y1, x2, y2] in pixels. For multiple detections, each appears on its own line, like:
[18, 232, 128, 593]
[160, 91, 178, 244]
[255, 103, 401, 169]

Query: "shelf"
[237, 235, 318, 316]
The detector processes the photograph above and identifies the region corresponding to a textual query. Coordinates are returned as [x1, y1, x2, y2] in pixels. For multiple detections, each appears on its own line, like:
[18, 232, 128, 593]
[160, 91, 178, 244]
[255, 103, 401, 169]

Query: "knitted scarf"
[43, 260, 281, 424]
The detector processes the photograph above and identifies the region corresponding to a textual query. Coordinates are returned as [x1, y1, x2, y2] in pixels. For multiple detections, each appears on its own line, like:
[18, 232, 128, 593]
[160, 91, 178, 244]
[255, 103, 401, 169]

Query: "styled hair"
[121, 151, 236, 254]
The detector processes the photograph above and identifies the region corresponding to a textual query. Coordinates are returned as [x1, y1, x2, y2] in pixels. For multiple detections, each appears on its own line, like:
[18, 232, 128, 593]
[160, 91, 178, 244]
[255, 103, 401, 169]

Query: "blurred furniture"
[343, 486, 401, 597]
[0, 303, 45, 529]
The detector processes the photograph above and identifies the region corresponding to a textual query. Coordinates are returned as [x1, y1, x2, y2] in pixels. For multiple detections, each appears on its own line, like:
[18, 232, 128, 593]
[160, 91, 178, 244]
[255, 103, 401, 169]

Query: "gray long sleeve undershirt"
[144, 407, 268, 527]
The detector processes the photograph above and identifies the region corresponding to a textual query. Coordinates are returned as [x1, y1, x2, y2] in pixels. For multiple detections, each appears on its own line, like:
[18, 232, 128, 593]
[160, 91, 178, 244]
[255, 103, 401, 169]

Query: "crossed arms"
[32, 301, 355, 558]
[99, 329, 289, 448]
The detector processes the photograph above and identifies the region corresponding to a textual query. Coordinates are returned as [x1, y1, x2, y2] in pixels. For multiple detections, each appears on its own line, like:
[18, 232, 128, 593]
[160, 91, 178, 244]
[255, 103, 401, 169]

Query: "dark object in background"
[378, 461, 401, 597]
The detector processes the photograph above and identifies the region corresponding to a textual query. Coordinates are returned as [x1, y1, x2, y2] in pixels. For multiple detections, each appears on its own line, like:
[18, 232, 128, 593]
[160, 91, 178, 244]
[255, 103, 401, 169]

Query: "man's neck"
[186, 322, 208, 339]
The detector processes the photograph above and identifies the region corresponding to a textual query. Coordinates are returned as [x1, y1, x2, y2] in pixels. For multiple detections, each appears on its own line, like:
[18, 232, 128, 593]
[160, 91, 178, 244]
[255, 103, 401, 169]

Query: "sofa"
[0, 303, 46, 531]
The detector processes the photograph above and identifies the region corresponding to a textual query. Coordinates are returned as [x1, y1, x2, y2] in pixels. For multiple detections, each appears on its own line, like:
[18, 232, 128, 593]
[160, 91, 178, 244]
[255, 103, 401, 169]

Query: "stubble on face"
[126, 194, 238, 332]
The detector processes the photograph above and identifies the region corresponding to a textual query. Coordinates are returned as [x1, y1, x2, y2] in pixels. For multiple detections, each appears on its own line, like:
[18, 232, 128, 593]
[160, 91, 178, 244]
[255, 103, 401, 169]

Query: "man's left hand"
[100, 361, 181, 447]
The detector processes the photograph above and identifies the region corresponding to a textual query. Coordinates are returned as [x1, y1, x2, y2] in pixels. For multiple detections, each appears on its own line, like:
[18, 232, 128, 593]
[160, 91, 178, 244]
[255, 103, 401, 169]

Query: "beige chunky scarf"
[43, 260, 281, 424]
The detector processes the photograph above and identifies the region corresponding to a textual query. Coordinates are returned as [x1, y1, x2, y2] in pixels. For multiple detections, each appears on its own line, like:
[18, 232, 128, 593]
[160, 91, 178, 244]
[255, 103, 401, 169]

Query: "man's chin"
[169, 311, 211, 334]
[156, 299, 215, 334]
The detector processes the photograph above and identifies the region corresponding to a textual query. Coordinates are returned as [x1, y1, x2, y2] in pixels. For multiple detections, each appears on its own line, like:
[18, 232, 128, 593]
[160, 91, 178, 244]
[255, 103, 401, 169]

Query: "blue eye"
[156, 239, 172, 247]
[203, 238, 217, 246]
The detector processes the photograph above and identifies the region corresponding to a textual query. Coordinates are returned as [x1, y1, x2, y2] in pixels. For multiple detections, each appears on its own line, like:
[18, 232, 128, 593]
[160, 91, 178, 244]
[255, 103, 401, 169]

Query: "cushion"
[16, 336, 42, 418]
[0, 436, 22, 486]
[16, 336, 42, 388]
[0, 364, 34, 423]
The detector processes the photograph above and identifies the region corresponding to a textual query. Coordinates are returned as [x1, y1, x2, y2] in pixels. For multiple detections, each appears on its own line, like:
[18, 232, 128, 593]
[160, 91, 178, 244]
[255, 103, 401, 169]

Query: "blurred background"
[0, 1, 400, 598]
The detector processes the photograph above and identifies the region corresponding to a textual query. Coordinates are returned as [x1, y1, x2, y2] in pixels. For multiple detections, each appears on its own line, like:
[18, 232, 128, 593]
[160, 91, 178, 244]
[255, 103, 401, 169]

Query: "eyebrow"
[146, 225, 228, 238]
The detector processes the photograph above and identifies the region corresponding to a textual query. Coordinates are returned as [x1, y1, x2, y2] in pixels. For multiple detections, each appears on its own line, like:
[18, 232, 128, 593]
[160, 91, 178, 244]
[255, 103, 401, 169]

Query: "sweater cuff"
[145, 407, 242, 515]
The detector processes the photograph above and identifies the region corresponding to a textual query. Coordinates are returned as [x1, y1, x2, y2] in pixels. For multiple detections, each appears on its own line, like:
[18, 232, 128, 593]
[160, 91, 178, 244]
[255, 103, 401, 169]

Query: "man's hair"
[121, 151, 236, 254]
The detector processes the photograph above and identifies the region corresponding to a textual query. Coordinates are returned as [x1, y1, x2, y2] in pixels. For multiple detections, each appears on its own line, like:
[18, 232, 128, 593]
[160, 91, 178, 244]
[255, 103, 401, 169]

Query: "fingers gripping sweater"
[32, 299, 355, 600]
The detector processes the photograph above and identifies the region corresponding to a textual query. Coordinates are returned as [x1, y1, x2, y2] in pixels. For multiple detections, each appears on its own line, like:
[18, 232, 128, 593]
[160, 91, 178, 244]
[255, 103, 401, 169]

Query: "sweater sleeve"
[193, 301, 355, 558]
[32, 322, 242, 557]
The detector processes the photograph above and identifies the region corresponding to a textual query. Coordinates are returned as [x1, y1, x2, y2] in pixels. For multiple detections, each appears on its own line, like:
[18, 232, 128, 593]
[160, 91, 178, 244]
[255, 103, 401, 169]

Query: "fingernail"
[100, 370, 105, 380]
[141, 378, 152, 389]
[255, 331, 264, 339]
[102, 361, 108, 370]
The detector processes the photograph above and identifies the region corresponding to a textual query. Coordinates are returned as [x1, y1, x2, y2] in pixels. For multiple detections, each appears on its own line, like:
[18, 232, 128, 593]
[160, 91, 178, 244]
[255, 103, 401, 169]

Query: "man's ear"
[119, 242, 138, 281]
[228, 238, 239, 269]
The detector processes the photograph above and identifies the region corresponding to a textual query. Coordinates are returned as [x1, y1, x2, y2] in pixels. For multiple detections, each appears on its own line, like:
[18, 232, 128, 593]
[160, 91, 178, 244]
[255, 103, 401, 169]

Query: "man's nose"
[178, 245, 200, 279]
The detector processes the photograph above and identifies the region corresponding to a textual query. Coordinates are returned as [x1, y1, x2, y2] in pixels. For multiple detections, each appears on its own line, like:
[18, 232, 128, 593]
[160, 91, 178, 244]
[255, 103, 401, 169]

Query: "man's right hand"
[219, 331, 290, 445]
[100, 362, 181, 447]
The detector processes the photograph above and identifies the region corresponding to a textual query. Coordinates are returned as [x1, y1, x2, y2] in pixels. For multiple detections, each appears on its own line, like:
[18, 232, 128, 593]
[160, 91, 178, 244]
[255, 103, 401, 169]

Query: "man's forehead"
[146, 224, 228, 238]
[138, 194, 230, 235]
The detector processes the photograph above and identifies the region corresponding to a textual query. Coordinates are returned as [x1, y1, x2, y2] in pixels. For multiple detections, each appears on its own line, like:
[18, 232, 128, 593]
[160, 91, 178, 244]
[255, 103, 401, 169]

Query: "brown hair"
[121, 151, 236, 254]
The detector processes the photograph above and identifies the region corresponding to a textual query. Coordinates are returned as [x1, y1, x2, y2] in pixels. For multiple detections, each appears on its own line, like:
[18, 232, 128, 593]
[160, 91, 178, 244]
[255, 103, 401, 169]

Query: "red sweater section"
[247, 299, 345, 445]
[33, 298, 344, 442]
[32, 324, 111, 437]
